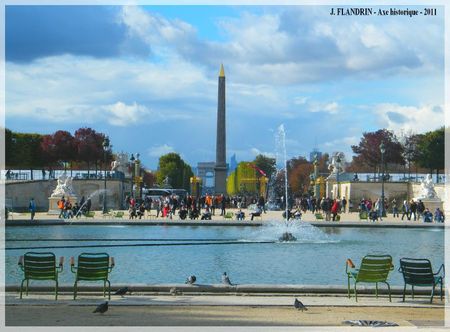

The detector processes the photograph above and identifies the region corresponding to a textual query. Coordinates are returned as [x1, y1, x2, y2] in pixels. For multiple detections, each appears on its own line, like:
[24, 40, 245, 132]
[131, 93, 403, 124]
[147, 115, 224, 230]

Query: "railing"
[3, 170, 126, 182]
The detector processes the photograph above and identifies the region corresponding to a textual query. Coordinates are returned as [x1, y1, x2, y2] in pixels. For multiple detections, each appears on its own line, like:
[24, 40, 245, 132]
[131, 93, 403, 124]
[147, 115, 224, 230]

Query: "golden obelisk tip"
[219, 64, 225, 77]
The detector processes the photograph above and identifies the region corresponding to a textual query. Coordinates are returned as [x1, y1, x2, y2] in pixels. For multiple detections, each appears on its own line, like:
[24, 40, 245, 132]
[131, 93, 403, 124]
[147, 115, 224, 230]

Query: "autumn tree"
[253, 154, 277, 179]
[351, 129, 404, 175]
[74, 127, 106, 175]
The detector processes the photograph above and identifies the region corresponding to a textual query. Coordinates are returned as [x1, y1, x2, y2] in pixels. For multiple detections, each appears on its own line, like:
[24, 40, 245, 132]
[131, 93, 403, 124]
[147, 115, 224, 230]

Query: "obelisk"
[214, 64, 227, 194]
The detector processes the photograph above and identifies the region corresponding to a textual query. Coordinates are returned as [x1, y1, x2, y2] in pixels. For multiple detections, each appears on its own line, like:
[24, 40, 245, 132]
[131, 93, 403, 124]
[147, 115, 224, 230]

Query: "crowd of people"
[56, 195, 91, 219]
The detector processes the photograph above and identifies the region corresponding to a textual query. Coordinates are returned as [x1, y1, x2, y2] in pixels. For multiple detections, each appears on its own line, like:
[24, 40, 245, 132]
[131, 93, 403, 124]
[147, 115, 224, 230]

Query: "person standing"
[220, 194, 226, 216]
[29, 198, 36, 221]
[410, 200, 417, 221]
[391, 198, 399, 218]
[341, 197, 347, 213]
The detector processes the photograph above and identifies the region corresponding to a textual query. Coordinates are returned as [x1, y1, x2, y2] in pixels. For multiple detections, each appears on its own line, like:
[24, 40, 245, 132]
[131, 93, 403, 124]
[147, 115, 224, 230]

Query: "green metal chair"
[399, 258, 445, 303]
[346, 254, 393, 302]
[71, 253, 115, 300]
[315, 213, 324, 220]
[224, 212, 234, 220]
[18, 252, 64, 300]
[359, 211, 368, 220]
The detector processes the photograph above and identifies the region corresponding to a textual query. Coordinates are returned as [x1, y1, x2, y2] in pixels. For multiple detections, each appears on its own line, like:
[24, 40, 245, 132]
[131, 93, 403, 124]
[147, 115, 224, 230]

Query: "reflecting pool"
[6, 223, 444, 286]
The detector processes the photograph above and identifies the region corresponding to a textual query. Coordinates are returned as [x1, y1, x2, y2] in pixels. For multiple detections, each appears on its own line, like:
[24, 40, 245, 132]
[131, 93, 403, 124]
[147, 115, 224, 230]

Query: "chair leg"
[375, 282, 379, 298]
[20, 279, 25, 299]
[412, 285, 414, 299]
[354, 282, 358, 302]
[73, 281, 78, 300]
[55, 280, 58, 300]
[347, 277, 351, 298]
[107, 280, 111, 300]
[385, 282, 391, 302]
[26, 280, 29, 295]
[402, 284, 406, 302]
[430, 284, 435, 304]
[440, 280, 443, 301]
[103, 281, 106, 297]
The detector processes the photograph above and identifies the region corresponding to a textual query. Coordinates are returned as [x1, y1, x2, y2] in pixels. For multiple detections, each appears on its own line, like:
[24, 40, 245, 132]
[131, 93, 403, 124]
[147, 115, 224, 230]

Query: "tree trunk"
[30, 168, 33, 180]
[436, 169, 439, 183]
[87, 162, 90, 176]
[70, 161, 73, 177]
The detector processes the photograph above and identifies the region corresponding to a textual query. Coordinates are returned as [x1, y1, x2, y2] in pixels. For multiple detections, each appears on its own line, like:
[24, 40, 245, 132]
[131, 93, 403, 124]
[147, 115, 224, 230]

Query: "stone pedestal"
[48, 196, 78, 215]
[417, 198, 443, 214]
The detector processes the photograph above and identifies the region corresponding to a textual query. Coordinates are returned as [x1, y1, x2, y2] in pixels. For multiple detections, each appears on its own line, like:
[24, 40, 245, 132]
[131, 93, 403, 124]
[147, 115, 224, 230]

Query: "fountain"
[275, 124, 296, 242]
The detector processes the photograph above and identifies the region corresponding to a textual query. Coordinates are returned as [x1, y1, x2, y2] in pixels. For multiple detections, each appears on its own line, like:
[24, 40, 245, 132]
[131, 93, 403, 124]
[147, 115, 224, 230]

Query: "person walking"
[401, 200, 410, 221]
[29, 198, 36, 221]
[391, 198, 399, 218]
[410, 200, 418, 221]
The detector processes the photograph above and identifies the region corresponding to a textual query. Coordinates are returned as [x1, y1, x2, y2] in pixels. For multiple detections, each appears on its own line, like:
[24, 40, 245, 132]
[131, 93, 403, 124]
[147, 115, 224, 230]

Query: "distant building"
[197, 162, 216, 195]
[229, 153, 237, 175]
[309, 149, 322, 162]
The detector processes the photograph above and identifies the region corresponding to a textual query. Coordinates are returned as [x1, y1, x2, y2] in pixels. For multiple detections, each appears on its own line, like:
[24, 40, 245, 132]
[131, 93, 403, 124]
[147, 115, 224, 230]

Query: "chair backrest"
[76, 253, 110, 280]
[399, 258, 434, 285]
[24, 252, 57, 280]
[357, 254, 392, 282]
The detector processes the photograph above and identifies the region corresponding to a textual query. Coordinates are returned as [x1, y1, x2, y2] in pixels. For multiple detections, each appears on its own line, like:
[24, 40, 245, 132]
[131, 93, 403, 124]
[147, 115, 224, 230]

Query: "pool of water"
[6, 223, 444, 286]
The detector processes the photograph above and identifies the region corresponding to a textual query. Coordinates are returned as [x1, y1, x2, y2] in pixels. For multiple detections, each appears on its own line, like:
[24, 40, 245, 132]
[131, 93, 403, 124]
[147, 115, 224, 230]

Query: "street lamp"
[135, 153, 141, 200]
[336, 155, 341, 199]
[130, 154, 135, 198]
[380, 142, 386, 218]
[102, 136, 110, 214]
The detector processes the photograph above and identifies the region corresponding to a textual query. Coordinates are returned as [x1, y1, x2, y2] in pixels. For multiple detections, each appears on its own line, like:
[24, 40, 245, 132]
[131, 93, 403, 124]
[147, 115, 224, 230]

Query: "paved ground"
[6, 209, 446, 228]
[5, 292, 446, 327]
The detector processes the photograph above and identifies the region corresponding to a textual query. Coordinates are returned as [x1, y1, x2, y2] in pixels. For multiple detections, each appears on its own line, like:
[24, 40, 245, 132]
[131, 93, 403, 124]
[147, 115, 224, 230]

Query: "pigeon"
[222, 272, 233, 286]
[114, 287, 130, 297]
[185, 275, 197, 284]
[294, 298, 307, 311]
[93, 301, 108, 314]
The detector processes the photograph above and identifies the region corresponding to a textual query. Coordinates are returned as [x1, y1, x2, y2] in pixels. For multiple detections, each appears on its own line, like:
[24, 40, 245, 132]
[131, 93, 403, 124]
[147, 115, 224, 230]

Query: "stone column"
[214, 64, 227, 194]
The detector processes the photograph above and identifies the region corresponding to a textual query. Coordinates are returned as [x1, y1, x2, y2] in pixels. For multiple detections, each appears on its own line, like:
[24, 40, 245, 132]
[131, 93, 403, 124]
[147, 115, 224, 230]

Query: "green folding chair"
[18, 252, 64, 300]
[399, 258, 445, 303]
[71, 252, 115, 300]
[346, 254, 393, 302]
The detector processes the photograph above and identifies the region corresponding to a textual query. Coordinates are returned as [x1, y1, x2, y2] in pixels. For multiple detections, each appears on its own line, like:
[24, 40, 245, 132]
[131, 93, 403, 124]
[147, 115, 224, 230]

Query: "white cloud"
[373, 103, 444, 134]
[148, 144, 175, 157]
[250, 147, 275, 158]
[103, 101, 151, 126]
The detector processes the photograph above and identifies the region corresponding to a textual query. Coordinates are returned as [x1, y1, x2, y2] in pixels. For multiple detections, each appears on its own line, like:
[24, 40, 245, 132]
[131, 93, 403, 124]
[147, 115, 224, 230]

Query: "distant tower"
[214, 64, 227, 194]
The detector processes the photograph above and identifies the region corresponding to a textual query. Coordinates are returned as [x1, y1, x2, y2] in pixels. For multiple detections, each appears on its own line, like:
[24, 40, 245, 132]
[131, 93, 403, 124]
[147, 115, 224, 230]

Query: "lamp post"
[130, 154, 135, 198]
[135, 153, 141, 200]
[336, 155, 341, 199]
[102, 136, 110, 214]
[380, 142, 386, 218]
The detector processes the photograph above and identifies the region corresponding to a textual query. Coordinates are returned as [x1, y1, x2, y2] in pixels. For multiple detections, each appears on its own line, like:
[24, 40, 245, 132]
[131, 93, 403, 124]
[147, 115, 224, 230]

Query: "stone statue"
[328, 152, 345, 175]
[420, 174, 437, 199]
[111, 152, 129, 174]
[51, 173, 77, 197]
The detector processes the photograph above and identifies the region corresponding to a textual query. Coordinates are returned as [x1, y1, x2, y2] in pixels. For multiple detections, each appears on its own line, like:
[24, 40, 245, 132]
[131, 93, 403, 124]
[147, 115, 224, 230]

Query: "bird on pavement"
[294, 298, 307, 311]
[185, 275, 197, 284]
[222, 272, 233, 286]
[93, 301, 109, 314]
[114, 287, 130, 297]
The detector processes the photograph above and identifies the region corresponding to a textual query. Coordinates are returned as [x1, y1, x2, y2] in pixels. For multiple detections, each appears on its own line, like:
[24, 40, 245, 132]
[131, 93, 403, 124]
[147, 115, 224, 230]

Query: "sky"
[5, 5, 445, 170]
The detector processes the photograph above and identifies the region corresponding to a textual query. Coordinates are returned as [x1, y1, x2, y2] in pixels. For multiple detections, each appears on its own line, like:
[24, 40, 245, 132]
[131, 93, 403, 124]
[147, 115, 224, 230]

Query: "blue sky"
[5, 5, 445, 170]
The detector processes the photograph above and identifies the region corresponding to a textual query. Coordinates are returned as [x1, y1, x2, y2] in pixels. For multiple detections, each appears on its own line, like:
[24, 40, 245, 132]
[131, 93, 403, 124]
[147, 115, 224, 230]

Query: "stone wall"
[5, 179, 131, 212]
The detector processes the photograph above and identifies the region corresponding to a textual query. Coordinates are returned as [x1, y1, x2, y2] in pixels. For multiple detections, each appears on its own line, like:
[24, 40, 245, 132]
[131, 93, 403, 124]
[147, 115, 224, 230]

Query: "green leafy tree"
[415, 127, 444, 181]
[156, 153, 193, 190]
[253, 154, 276, 179]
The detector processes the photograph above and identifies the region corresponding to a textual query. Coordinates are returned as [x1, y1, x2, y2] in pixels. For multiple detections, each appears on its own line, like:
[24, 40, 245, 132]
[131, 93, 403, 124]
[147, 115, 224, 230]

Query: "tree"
[287, 156, 312, 195]
[74, 128, 105, 176]
[351, 129, 404, 174]
[142, 170, 157, 188]
[156, 153, 193, 190]
[399, 131, 421, 179]
[415, 127, 444, 181]
[253, 154, 277, 179]
[40, 130, 76, 173]
[7, 131, 46, 179]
